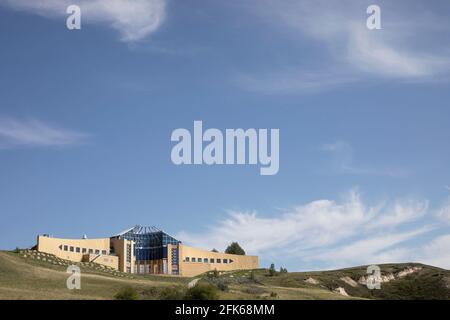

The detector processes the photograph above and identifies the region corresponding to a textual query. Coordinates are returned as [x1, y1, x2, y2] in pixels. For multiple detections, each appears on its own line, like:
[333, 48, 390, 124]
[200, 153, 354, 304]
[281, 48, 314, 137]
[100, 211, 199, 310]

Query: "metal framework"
[112, 225, 181, 274]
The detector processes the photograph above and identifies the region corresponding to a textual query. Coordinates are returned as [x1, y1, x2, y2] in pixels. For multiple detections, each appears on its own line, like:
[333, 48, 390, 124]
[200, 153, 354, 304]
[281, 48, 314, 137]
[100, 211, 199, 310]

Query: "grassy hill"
[0, 250, 448, 300]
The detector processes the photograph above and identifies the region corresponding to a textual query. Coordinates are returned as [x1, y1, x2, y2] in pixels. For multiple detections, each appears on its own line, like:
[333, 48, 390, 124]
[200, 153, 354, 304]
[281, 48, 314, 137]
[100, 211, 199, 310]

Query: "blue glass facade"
[112, 225, 181, 274]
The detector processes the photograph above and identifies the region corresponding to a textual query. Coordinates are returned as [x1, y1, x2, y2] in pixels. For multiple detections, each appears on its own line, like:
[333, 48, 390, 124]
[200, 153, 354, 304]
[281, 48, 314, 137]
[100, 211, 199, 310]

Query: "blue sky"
[0, 0, 449, 271]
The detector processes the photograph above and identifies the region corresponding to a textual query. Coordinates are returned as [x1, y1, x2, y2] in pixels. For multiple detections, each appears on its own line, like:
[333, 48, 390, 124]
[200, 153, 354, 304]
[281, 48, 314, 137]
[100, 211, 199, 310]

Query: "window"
[89, 249, 93, 254]
[192, 258, 196, 262]
[69, 246, 74, 252]
[198, 258, 202, 263]
[210, 258, 214, 263]
[63, 245, 68, 251]
[217, 259, 221, 263]
[95, 249, 100, 254]
[82, 248, 87, 253]
[76, 247, 80, 253]
[139, 265, 144, 273]
[223, 259, 228, 264]
[185, 257, 190, 262]
[203, 258, 208, 263]
[101, 250, 107, 255]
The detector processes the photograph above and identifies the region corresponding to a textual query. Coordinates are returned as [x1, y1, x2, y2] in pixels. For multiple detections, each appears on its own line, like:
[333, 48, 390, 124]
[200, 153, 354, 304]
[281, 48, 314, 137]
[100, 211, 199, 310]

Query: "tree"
[269, 263, 276, 277]
[225, 242, 245, 255]
[279, 267, 288, 273]
[211, 248, 218, 253]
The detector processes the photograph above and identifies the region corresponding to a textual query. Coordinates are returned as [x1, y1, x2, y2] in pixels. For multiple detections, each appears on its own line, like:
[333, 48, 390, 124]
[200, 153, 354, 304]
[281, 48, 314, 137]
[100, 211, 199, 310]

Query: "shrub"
[243, 286, 266, 295]
[268, 263, 276, 277]
[216, 280, 229, 292]
[185, 283, 219, 300]
[279, 267, 288, 273]
[269, 291, 278, 298]
[159, 287, 185, 300]
[114, 286, 140, 300]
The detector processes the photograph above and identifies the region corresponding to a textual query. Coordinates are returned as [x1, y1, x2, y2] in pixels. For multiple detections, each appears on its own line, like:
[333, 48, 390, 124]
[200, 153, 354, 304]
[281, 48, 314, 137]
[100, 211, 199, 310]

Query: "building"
[35, 225, 258, 277]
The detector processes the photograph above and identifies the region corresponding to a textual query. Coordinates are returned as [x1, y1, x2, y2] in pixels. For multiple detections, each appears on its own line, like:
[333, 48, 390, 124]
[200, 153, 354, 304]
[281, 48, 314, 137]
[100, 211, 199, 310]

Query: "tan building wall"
[83, 253, 118, 269]
[36, 235, 122, 270]
[36, 234, 259, 277]
[178, 244, 258, 277]
[110, 238, 135, 273]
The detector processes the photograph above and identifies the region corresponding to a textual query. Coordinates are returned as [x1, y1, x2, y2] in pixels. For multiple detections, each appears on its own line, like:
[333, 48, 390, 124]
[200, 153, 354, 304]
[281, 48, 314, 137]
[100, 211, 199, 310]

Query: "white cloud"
[417, 234, 450, 269]
[2, 0, 166, 42]
[437, 197, 450, 224]
[177, 190, 447, 269]
[237, 0, 450, 93]
[0, 117, 87, 148]
[309, 227, 431, 267]
[235, 70, 355, 95]
[321, 140, 408, 177]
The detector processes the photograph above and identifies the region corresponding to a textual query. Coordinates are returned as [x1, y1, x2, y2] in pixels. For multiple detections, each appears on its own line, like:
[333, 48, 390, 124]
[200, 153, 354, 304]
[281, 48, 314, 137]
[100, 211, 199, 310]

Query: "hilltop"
[0, 250, 448, 300]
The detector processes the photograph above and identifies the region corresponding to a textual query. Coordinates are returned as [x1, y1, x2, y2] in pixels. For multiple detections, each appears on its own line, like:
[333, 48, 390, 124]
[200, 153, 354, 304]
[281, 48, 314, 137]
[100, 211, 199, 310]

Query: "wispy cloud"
[177, 190, 450, 269]
[321, 140, 408, 177]
[0, 117, 88, 148]
[1, 0, 166, 42]
[236, 0, 450, 93]
[437, 196, 450, 225]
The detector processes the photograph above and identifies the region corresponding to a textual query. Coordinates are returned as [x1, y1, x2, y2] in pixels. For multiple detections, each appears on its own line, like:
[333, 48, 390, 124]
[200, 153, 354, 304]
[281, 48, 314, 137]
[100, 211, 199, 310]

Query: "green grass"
[0, 250, 448, 300]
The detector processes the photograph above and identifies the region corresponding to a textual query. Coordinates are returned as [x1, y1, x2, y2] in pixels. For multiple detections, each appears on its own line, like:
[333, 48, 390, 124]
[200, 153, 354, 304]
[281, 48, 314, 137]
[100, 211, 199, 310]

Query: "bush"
[185, 283, 219, 300]
[159, 287, 185, 300]
[279, 267, 288, 273]
[216, 280, 229, 292]
[268, 263, 276, 277]
[269, 291, 278, 298]
[114, 286, 140, 300]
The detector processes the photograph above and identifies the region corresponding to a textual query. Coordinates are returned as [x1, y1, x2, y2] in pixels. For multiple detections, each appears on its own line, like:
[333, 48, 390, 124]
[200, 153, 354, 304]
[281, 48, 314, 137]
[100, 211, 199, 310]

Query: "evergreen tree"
[225, 242, 245, 255]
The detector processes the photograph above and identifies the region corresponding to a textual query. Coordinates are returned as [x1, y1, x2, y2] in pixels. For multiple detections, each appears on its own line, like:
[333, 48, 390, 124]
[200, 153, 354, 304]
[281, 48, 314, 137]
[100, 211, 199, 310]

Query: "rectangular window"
[95, 249, 100, 254]
[217, 259, 221, 263]
[223, 259, 228, 264]
[89, 249, 93, 254]
[76, 247, 80, 253]
[185, 257, 190, 262]
[192, 258, 196, 262]
[82, 248, 87, 253]
[101, 250, 107, 255]
[210, 258, 214, 263]
[64, 245, 68, 251]
[69, 246, 74, 252]
[198, 258, 202, 263]
[203, 258, 208, 263]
